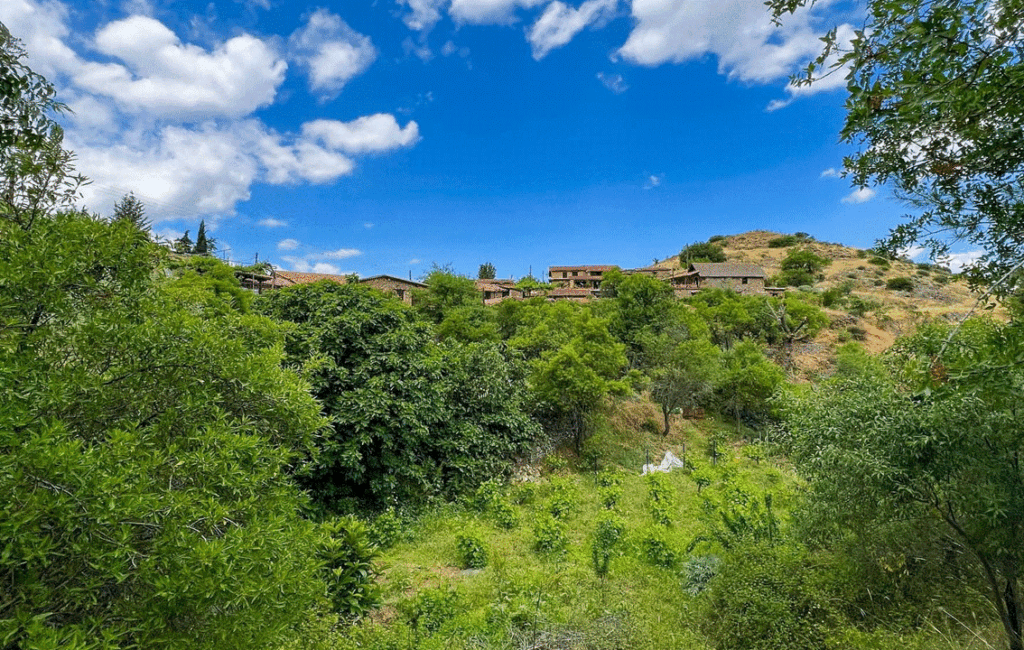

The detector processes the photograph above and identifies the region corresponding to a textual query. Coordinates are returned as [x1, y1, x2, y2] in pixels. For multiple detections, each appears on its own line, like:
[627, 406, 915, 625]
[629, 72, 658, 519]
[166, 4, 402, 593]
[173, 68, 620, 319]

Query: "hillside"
[660, 231, 1000, 378]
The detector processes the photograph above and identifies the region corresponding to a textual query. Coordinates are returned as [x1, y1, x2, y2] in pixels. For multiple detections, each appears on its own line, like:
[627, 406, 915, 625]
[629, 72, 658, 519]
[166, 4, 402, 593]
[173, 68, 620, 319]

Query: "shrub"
[490, 496, 520, 530]
[548, 478, 579, 519]
[868, 257, 890, 267]
[886, 276, 914, 291]
[402, 586, 460, 634]
[512, 482, 536, 505]
[320, 517, 381, 619]
[768, 235, 799, 248]
[640, 529, 678, 568]
[369, 507, 408, 549]
[708, 235, 727, 243]
[456, 533, 489, 569]
[679, 241, 727, 264]
[847, 325, 868, 341]
[599, 484, 623, 510]
[681, 554, 721, 595]
[533, 514, 568, 554]
[856, 249, 868, 258]
[647, 473, 675, 526]
[700, 544, 829, 650]
[591, 514, 626, 577]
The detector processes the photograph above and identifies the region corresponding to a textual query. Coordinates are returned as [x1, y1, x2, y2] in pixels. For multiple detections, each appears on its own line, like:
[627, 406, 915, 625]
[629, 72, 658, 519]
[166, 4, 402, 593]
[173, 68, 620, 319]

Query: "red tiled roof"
[688, 262, 766, 279]
[274, 270, 350, 287]
[547, 265, 618, 273]
[359, 274, 428, 288]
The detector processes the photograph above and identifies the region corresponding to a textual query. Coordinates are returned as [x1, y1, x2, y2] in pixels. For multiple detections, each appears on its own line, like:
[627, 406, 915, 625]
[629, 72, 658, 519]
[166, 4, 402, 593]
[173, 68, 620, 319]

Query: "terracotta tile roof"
[359, 274, 428, 288]
[547, 265, 618, 273]
[688, 262, 766, 279]
[274, 270, 350, 287]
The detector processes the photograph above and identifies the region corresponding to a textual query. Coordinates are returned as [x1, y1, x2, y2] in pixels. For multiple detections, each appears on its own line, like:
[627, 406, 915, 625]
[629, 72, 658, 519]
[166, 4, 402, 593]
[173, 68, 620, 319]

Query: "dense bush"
[886, 276, 915, 291]
[456, 533, 489, 569]
[591, 513, 626, 577]
[679, 241, 727, 264]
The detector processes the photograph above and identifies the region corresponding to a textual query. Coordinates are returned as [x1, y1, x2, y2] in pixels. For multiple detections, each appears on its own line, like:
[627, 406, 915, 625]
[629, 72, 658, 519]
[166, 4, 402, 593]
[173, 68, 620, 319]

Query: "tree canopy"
[770, 0, 1024, 291]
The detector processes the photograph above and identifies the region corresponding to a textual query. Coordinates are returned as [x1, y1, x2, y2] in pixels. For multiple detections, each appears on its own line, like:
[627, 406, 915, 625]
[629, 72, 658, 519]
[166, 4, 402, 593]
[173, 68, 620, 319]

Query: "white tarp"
[641, 450, 686, 475]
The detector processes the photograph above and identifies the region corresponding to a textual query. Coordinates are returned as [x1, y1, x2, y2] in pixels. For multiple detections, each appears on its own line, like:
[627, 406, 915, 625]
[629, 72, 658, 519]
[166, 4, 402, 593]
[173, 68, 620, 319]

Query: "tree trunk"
[1003, 574, 1023, 650]
[662, 404, 671, 436]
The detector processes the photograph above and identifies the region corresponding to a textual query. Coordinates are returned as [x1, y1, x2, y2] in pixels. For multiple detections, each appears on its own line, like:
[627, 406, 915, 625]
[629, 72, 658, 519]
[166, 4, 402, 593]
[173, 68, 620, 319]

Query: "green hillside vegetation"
[3, 17, 1023, 650]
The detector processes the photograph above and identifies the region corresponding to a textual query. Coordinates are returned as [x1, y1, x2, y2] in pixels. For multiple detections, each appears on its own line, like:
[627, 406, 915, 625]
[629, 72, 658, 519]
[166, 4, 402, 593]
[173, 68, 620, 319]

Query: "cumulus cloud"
[316, 248, 362, 259]
[597, 71, 628, 93]
[259, 218, 288, 227]
[282, 257, 344, 274]
[643, 173, 663, 189]
[289, 9, 377, 97]
[398, 0, 448, 31]
[820, 167, 841, 178]
[364, 222, 374, 228]
[528, 0, 617, 59]
[841, 187, 877, 204]
[766, 23, 856, 110]
[303, 114, 421, 153]
[75, 15, 286, 120]
[938, 251, 985, 273]
[617, 0, 847, 89]
[277, 238, 300, 250]
[448, 0, 547, 24]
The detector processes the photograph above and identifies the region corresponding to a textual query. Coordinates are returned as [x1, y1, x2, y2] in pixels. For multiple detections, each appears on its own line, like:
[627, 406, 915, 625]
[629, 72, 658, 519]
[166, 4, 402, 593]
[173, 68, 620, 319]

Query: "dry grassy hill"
[657, 231, 1002, 378]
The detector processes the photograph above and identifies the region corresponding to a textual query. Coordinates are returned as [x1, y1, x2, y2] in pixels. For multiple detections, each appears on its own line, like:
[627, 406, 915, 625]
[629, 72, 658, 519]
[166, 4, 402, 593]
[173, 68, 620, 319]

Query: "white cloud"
[841, 187, 876, 204]
[643, 173, 663, 189]
[398, 0, 448, 31]
[0, 0, 78, 80]
[259, 218, 288, 227]
[938, 251, 984, 273]
[316, 248, 362, 259]
[303, 114, 421, 153]
[768, 23, 856, 110]
[618, 0, 849, 90]
[402, 36, 434, 62]
[528, 0, 617, 59]
[364, 222, 374, 228]
[277, 238, 300, 250]
[288, 9, 377, 97]
[77, 15, 286, 120]
[820, 167, 841, 178]
[282, 256, 344, 274]
[448, 0, 547, 24]
[409, 258, 422, 264]
[597, 71, 628, 93]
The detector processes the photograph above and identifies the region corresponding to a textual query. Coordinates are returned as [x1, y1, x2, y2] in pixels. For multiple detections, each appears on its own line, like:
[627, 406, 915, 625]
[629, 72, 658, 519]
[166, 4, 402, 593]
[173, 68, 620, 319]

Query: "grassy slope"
[321, 399, 1000, 649]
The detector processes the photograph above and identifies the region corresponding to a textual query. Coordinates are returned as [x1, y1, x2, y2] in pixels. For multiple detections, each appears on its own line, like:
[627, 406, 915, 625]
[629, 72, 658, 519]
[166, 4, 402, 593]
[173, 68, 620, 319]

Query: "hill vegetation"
[3, 17, 1024, 650]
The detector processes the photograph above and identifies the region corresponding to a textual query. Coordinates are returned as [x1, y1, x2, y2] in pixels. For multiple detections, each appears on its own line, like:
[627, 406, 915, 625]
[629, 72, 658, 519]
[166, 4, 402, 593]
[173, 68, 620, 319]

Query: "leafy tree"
[0, 212, 330, 649]
[679, 241, 727, 265]
[770, 0, 1024, 292]
[435, 304, 500, 343]
[112, 191, 149, 234]
[257, 282, 540, 511]
[646, 336, 722, 435]
[413, 266, 481, 323]
[193, 219, 215, 255]
[783, 320, 1024, 650]
[173, 229, 194, 255]
[478, 262, 496, 279]
[0, 23, 84, 228]
[716, 340, 785, 431]
[599, 269, 676, 361]
[776, 248, 831, 286]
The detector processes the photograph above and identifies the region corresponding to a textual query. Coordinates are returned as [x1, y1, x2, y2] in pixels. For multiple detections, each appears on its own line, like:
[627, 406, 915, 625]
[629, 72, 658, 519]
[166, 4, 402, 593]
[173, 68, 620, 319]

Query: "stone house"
[669, 262, 770, 295]
[548, 265, 617, 290]
[359, 275, 427, 305]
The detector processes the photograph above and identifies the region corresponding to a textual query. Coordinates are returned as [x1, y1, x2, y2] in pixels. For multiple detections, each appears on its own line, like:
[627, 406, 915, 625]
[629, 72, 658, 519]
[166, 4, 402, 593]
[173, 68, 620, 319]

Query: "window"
[742, 278, 748, 285]
[572, 271, 578, 276]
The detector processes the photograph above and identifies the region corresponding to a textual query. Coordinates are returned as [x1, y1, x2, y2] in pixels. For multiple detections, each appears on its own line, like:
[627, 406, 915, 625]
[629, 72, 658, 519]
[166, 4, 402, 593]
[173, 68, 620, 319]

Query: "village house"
[546, 287, 595, 302]
[548, 265, 617, 291]
[359, 275, 427, 305]
[475, 279, 525, 305]
[668, 262, 777, 296]
[235, 268, 350, 293]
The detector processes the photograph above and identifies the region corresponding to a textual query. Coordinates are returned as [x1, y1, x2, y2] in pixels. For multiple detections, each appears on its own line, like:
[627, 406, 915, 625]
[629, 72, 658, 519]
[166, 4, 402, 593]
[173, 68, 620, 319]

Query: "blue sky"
[3, 0, 956, 278]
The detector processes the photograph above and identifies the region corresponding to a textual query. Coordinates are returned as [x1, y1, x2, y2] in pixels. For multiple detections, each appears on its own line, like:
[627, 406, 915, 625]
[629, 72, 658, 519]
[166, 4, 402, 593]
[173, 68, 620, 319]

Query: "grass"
[293, 401, 1005, 650]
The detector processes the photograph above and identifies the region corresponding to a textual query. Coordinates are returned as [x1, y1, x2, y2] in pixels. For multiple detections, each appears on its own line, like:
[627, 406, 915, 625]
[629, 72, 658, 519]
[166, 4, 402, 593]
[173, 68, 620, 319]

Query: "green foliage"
[111, 191, 149, 235]
[772, 0, 1024, 292]
[456, 533, 489, 569]
[768, 234, 800, 247]
[473, 480, 519, 529]
[776, 248, 832, 286]
[368, 507, 409, 550]
[820, 281, 854, 307]
[435, 304, 500, 343]
[533, 514, 568, 554]
[547, 478, 580, 520]
[193, 219, 215, 255]
[0, 24, 84, 226]
[165, 255, 253, 315]
[708, 234, 727, 243]
[639, 528, 678, 568]
[257, 282, 540, 511]
[681, 554, 720, 595]
[413, 267, 481, 323]
[591, 513, 626, 577]
[319, 517, 381, 619]
[679, 241, 727, 265]
[646, 473, 675, 526]
[402, 586, 460, 635]
[700, 543, 829, 650]
[478, 262, 496, 279]
[886, 276, 915, 291]
[599, 269, 675, 359]
[784, 319, 1024, 650]
[0, 213, 329, 649]
[716, 340, 785, 430]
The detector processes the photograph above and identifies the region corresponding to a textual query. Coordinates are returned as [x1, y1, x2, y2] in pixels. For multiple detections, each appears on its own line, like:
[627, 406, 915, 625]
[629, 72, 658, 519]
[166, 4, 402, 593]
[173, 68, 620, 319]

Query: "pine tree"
[194, 220, 216, 256]
[478, 262, 496, 279]
[173, 230, 193, 254]
[112, 192, 149, 235]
